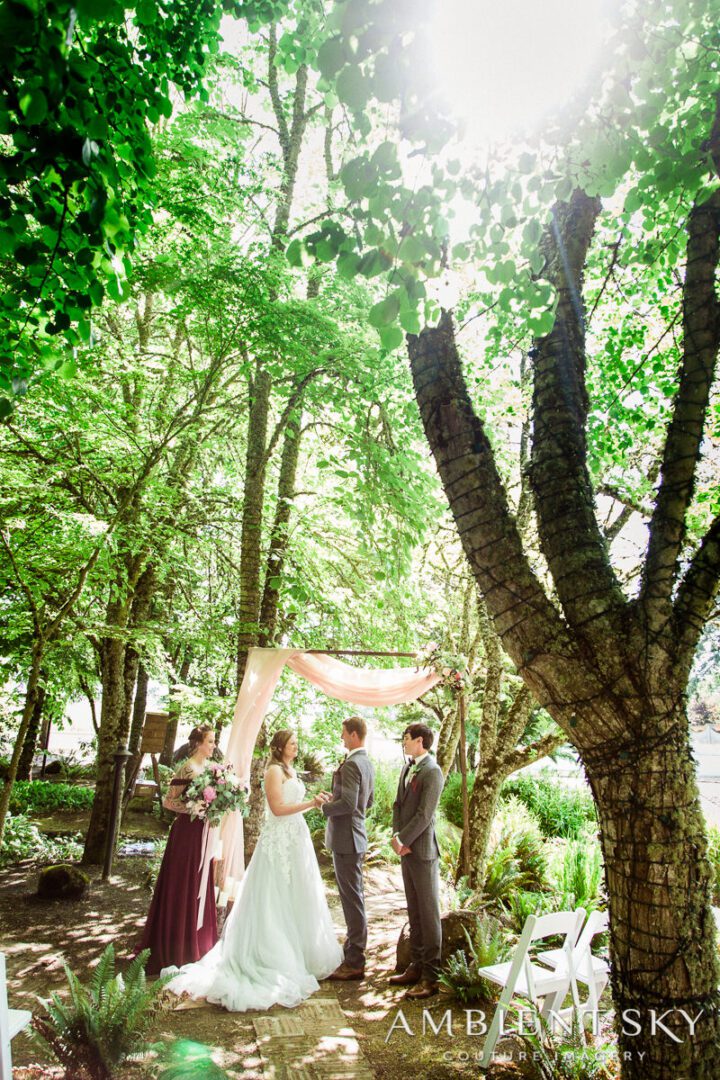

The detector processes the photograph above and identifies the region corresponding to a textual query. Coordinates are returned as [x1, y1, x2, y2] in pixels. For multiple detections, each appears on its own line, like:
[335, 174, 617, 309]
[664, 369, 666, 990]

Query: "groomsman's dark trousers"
[333, 851, 367, 969]
[401, 852, 442, 980]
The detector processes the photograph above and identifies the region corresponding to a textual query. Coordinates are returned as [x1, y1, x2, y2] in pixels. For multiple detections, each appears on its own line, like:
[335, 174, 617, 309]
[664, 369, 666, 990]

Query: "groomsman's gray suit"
[322, 749, 375, 969]
[393, 754, 444, 980]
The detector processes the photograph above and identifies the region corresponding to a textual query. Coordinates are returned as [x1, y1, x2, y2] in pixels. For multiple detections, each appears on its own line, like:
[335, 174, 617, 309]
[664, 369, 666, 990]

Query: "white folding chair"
[537, 908, 610, 1017]
[478, 908, 586, 1068]
[0, 952, 32, 1080]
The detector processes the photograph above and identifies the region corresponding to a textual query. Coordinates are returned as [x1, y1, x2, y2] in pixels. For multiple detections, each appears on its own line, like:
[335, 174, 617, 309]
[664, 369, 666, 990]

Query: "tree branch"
[407, 310, 573, 688]
[640, 189, 720, 638]
[500, 728, 567, 775]
[674, 513, 720, 677]
[529, 189, 625, 634]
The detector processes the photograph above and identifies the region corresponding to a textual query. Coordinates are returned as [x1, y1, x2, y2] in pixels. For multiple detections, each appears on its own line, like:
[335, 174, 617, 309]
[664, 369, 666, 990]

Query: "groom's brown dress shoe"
[404, 978, 439, 1000]
[388, 965, 422, 987]
[327, 963, 365, 981]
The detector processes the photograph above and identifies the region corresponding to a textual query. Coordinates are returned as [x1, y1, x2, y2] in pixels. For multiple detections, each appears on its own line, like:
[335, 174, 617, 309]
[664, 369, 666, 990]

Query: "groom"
[321, 715, 375, 980]
[389, 722, 444, 999]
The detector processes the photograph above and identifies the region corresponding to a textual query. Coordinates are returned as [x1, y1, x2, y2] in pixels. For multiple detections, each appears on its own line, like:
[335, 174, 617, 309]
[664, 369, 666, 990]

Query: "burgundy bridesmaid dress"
[136, 777, 218, 975]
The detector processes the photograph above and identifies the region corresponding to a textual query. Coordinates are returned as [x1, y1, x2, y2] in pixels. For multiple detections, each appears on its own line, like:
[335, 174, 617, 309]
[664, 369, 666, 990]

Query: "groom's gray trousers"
[322, 750, 375, 970]
[332, 852, 367, 969]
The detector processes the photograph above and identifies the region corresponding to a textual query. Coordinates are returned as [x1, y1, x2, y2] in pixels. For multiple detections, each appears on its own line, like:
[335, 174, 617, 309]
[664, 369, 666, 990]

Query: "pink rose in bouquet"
[183, 761, 250, 825]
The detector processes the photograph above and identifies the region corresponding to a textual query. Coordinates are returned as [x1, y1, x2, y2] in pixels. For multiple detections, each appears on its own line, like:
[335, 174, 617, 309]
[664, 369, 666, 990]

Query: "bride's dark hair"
[268, 729, 294, 779]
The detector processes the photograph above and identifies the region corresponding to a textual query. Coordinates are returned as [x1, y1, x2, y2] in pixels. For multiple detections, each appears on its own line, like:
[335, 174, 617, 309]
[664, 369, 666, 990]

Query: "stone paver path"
[252, 997, 375, 1079]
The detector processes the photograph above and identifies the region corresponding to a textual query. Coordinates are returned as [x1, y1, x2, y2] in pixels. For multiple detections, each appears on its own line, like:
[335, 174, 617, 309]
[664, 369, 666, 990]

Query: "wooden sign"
[140, 711, 170, 755]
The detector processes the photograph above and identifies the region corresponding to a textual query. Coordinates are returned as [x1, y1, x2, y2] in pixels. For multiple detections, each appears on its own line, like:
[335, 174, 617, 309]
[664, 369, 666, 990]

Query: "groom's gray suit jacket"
[322, 749, 375, 853]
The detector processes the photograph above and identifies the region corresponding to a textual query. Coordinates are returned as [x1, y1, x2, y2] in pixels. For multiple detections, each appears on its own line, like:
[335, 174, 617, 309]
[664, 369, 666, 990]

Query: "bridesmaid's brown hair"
[188, 723, 214, 754]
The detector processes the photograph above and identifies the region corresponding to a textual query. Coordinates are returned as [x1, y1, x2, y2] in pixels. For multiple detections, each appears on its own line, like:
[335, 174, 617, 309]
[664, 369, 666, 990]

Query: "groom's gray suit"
[393, 753, 444, 980]
[322, 748, 375, 970]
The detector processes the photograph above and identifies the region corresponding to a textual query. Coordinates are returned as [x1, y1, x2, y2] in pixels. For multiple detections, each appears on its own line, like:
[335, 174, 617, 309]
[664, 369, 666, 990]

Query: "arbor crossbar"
[304, 649, 418, 657]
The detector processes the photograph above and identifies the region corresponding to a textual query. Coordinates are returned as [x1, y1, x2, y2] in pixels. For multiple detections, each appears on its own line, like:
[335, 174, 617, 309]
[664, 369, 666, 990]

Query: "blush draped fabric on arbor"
[217, 647, 440, 900]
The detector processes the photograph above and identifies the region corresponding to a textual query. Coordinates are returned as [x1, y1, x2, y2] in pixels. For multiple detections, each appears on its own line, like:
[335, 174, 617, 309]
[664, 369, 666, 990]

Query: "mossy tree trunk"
[408, 185, 720, 1077]
[16, 673, 47, 781]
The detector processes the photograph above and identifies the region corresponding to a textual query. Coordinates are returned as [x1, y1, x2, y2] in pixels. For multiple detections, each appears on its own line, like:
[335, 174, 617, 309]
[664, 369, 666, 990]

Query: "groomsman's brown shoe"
[388, 964, 422, 987]
[327, 963, 365, 981]
[404, 978, 439, 999]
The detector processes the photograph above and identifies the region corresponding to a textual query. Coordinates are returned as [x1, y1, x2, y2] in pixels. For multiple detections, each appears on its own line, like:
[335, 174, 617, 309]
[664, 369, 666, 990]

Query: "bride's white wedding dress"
[163, 775, 343, 1011]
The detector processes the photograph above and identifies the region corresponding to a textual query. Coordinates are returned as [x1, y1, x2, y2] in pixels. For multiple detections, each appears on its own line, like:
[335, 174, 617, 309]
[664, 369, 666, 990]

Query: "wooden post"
[458, 692, 471, 880]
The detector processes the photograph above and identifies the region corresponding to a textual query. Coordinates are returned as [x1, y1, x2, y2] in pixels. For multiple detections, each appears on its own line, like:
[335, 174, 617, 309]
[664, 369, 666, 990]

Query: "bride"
[163, 729, 343, 1011]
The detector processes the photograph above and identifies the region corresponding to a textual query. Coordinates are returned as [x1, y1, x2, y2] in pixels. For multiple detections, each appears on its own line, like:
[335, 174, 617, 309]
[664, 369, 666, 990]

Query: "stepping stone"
[252, 997, 374, 1079]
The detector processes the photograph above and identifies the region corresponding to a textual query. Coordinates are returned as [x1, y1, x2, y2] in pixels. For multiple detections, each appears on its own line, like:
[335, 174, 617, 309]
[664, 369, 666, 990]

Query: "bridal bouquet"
[183, 762, 250, 826]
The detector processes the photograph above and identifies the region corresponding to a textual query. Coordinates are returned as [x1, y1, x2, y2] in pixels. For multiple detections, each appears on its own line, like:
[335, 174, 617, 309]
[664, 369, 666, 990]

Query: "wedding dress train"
[163, 775, 343, 1011]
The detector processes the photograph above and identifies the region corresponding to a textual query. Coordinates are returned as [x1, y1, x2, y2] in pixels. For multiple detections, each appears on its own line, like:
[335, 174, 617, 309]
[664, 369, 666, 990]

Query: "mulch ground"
[2, 826, 530, 1079]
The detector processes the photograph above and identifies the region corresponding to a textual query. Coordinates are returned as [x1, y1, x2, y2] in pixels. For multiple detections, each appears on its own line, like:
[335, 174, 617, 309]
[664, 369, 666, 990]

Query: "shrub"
[501, 773, 596, 839]
[439, 769, 475, 829]
[503, 889, 554, 935]
[304, 806, 326, 835]
[31, 943, 168, 1080]
[365, 817, 395, 865]
[481, 845, 521, 906]
[494, 799, 549, 891]
[553, 839, 604, 912]
[367, 761, 398, 830]
[439, 916, 510, 1003]
[507, 1001, 620, 1079]
[143, 838, 168, 892]
[7, 780, 95, 815]
[0, 813, 83, 867]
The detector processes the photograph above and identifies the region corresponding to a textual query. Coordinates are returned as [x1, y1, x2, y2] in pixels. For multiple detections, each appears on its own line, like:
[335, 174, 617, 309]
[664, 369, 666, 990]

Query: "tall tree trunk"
[160, 652, 192, 766]
[128, 662, 149, 757]
[259, 409, 303, 645]
[0, 638, 44, 846]
[83, 561, 156, 863]
[236, 364, 271, 690]
[83, 630, 128, 864]
[16, 673, 47, 781]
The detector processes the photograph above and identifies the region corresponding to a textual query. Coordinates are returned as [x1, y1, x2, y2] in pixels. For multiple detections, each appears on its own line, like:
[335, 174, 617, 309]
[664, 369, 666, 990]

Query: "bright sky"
[430, 0, 612, 143]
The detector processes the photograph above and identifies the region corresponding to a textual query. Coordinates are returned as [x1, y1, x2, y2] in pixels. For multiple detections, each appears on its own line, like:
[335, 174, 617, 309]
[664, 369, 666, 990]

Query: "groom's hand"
[391, 835, 412, 856]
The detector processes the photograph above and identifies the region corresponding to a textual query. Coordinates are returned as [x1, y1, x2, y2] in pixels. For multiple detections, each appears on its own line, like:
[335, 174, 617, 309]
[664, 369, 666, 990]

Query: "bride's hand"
[312, 792, 329, 808]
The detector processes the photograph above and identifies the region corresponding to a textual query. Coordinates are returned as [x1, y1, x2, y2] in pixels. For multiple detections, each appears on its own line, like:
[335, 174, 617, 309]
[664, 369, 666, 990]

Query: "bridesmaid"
[136, 723, 219, 974]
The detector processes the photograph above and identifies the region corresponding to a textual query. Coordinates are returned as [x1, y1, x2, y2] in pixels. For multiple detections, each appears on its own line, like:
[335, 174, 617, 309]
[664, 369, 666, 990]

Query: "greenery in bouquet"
[183, 763, 249, 826]
[416, 641, 468, 694]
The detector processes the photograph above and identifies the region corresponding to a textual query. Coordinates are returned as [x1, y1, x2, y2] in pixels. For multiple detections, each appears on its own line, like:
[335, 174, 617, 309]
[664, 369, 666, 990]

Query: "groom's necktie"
[404, 762, 416, 788]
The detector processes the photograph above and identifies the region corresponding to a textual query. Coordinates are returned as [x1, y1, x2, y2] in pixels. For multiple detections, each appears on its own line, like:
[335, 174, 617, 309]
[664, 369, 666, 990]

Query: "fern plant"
[507, 1001, 619, 1079]
[439, 916, 509, 1004]
[555, 840, 604, 912]
[32, 944, 167, 1079]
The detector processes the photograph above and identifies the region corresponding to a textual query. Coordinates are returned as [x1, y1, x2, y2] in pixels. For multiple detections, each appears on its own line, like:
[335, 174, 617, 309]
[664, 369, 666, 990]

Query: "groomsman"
[389, 722, 444, 999]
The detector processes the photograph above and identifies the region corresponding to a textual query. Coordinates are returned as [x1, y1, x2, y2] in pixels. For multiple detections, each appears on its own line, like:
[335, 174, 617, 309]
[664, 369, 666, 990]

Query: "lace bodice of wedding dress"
[163, 772, 342, 1012]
